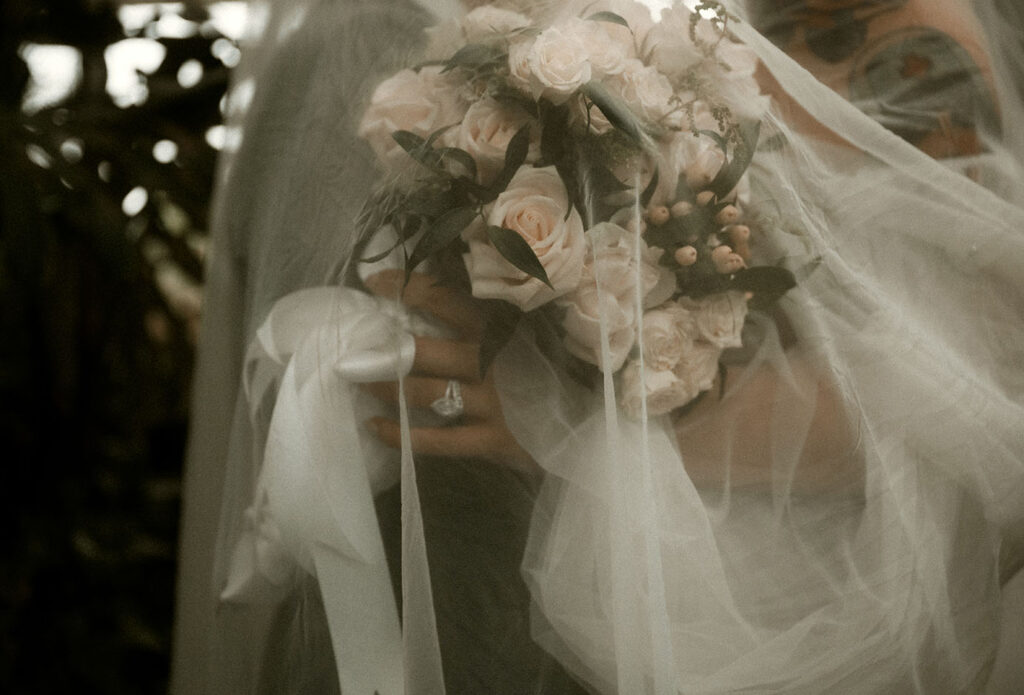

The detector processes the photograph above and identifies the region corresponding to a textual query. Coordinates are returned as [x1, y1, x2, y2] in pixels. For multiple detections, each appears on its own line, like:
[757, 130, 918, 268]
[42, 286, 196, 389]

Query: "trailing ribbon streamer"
[222, 286, 416, 694]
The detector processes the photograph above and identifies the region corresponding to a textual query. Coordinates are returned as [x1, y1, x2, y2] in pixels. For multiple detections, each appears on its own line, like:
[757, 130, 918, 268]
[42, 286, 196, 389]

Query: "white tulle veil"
[172, 1, 1024, 693]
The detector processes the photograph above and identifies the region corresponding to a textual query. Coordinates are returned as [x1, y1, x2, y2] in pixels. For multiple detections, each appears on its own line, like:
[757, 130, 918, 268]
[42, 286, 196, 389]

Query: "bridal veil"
[172, 1, 1024, 692]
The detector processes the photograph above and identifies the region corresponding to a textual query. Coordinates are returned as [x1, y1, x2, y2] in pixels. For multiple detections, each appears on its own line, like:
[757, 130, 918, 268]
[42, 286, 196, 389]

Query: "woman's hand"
[360, 269, 539, 475]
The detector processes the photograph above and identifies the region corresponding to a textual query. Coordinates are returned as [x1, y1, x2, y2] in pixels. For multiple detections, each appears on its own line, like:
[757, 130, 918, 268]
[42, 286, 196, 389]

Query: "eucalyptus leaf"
[435, 147, 478, 180]
[489, 124, 531, 194]
[424, 125, 455, 149]
[585, 11, 630, 29]
[392, 130, 426, 155]
[486, 225, 553, 288]
[582, 81, 645, 143]
[405, 207, 479, 279]
[709, 121, 761, 198]
[729, 265, 796, 297]
[361, 237, 404, 264]
[443, 43, 505, 73]
[640, 168, 660, 208]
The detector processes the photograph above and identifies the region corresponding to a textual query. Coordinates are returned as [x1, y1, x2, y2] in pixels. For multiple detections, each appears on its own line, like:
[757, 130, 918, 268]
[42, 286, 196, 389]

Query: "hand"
[360, 270, 539, 475]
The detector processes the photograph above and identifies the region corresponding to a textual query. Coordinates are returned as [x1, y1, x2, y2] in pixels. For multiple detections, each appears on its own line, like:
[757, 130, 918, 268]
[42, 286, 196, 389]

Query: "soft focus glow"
[105, 39, 166, 108]
[60, 138, 84, 163]
[153, 139, 179, 164]
[177, 59, 204, 88]
[18, 43, 82, 113]
[122, 186, 149, 217]
[147, 13, 200, 39]
[204, 124, 226, 150]
[211, 37, 241, 68]
[25, 143, 53, 169]
[97, 161, 113, 182]
[205, 2, 250, 41]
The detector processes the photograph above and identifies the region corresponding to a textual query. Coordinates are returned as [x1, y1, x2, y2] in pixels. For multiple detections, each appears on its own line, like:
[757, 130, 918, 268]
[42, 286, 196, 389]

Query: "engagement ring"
[430, 379, 464, 421]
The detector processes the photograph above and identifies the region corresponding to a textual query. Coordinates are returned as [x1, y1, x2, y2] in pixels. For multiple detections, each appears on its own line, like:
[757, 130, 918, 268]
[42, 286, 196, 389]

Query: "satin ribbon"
[222, 286, 416, 694]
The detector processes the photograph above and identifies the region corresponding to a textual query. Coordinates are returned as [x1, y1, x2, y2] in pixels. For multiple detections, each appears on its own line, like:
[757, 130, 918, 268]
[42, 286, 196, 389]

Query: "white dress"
[171, 1, 1024, 693]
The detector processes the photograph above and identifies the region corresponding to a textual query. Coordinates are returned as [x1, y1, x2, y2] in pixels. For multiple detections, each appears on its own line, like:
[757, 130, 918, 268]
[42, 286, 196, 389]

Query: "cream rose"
[461, 5, 531, 42]
[507, 37, 534, 94]
[640, 302, 697, 371]
[525, 20, 593, 103]
[463, 165, 585, 311]
[557, 222, 665, 371]
[680, 291, 748, 349]
[643, 7, 709, 81]
[619, 361, 699, 419]
[457, 98, 538, 183]
[358, 67, 467, 170]
[609, 59, 682, 128]
[675, 340, 721, 393]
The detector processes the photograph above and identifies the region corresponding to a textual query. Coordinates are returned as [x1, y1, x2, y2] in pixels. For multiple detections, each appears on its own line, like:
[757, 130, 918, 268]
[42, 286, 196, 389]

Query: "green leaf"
[435, 147, 478, 180]
[640, 168, 660, 208]
[729, 265, 796, 299]
[405, 207, 479, 278]
[582, 81, 645, 143]
[486, 225, 553, 288]
[539, 101, 569, 166]
[392, 130, 427, 155]
[585, 11, 630, 29]
[361, 238, 404, 264]
[442, 43, 505, 73]
[487, 124, 531, 196]
[424, 125, 455, 149]
[478, 302, 521, 378]
[709, 121, 761, 198]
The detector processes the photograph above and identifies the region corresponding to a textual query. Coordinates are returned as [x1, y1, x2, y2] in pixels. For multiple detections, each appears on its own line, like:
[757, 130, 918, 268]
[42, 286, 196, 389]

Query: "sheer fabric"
[172, 1, 1024, 693]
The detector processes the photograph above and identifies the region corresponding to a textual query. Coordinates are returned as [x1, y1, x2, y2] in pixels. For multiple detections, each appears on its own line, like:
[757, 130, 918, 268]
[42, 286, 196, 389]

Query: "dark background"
[1, 1, 236, 691]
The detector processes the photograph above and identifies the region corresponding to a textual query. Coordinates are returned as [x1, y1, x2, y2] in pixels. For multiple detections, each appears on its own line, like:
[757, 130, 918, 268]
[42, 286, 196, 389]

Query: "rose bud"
[696, 191, 715, 206]
[674, 245, 698, 266]
[671, 201, 694, 218]
[715, 205, 740, 225]
[647, 205, 671, 225]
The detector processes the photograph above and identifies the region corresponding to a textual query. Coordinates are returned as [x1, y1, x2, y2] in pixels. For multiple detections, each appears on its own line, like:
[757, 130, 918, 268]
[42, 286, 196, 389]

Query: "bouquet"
[354, 0, 795, 419]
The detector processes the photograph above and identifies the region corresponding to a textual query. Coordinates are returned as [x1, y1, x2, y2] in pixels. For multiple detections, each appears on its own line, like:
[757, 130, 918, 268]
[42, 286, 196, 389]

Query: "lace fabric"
[172, 1, 1024, 692]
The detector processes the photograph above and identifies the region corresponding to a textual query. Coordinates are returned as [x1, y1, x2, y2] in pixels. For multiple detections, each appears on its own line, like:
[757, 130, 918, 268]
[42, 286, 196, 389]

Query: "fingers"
[412, 336, 481, 382]
[361, 378, 496, 420]
[364, 269, 484, 339]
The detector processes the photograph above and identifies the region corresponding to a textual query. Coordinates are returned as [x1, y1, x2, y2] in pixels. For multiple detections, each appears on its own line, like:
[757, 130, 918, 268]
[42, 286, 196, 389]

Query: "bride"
[172, 0, 1024, 692]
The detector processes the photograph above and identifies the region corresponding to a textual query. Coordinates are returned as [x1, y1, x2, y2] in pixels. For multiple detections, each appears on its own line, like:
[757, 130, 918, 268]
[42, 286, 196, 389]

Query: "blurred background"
[1, 1, 246, 691]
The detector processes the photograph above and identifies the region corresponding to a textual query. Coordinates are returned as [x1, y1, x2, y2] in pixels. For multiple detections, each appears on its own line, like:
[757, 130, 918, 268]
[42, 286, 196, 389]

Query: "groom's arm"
[746, 0, 1000, 157]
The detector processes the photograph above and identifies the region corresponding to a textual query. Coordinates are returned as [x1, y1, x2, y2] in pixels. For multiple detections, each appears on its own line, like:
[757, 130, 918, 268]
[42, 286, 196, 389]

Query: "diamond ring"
[430, 379, 464, 421]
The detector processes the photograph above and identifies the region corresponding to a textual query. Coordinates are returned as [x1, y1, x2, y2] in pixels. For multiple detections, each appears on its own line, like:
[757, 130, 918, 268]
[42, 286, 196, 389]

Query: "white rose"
[581, 21, 629, 78]
[640, 302, 697, 371]
[507, 37, 535, 94]
[461, 6, 530, 42]
[674, 340, 722, 393]
[526, 20, 593, 103]
[606, 59, 682, 129]
[457, 98, 538, 183]
[463, 165, 586, 311]
[619, 361, 698, 419]
[680, 291, 748, 349]
[358, 67, 467, 170]
[643, 7, 710, 81]
[557, 222, 666, 371]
